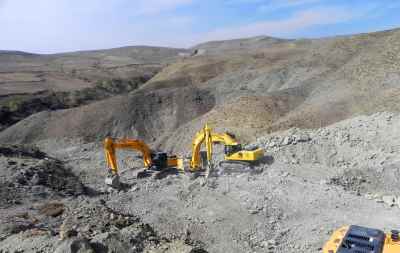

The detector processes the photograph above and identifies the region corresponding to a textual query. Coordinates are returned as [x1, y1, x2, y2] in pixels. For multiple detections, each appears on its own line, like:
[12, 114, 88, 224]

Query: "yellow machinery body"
[225, 149, 264, 161]
[190, 124, 264, 171]
[323, 225, 400, 253]
[104, 137, 182, 176]
[167, 157, 182, 168]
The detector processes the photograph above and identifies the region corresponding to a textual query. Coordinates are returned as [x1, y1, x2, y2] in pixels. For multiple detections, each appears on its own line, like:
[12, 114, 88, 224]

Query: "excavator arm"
[104, 137, 153, 175]
[210, 132, 238, 145]
[190, 130, 205, 171]
[190, 124, 213, 171]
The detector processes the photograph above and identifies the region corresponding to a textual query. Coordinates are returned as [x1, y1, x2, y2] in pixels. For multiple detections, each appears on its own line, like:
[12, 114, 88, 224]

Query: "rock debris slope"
[1, 112, 400, 252]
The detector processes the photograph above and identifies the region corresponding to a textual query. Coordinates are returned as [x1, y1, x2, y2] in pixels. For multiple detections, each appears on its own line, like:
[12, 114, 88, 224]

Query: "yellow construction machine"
[323, 225, 400, 253]
[104, 137, 182, 187]
[189, 124, 264, 175]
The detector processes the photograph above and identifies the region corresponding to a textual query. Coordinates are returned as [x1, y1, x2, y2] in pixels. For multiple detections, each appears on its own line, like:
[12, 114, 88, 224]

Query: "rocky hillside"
[1, 29, 400, 154]
[2, 112, 400, 253]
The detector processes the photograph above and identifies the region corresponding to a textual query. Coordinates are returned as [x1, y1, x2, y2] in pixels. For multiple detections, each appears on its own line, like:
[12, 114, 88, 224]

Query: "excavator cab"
[224, 144, 243, 156]
[151, 152, 168, 171]
[150, 153, 181, 171]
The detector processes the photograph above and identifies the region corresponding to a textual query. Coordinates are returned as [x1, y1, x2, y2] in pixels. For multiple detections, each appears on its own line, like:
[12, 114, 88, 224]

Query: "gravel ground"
[1, 112, 400, 252]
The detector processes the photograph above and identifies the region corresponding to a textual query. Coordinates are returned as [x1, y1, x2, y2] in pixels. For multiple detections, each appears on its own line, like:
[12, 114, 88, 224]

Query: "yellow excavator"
[104, 137, 182, 187]
[189, 124, 264, 175]
[323, 225, 400, 253]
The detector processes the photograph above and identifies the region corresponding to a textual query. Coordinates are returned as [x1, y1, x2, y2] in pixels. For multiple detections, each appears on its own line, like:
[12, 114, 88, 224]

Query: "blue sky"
[1, 0, 400, 53]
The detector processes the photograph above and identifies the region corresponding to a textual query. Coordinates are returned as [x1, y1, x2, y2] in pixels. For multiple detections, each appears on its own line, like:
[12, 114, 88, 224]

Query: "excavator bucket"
[105, 174, 120, 188]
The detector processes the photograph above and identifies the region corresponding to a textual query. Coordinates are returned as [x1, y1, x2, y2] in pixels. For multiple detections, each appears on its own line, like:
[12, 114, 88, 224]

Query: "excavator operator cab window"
[224, 144, 242, 156]
[337, 225, 385, 253]
[151, 152, 168, 170]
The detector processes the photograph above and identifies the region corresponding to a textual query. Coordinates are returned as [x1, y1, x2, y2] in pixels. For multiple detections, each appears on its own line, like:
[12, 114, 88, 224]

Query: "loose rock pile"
[254, 112, 400, 189]
[0, 145, 208, 253]
[0, 144, 85, 208]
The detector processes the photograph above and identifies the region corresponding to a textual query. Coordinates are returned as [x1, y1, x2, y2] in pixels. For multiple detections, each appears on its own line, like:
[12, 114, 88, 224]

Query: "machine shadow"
[255, 155, 275, 166]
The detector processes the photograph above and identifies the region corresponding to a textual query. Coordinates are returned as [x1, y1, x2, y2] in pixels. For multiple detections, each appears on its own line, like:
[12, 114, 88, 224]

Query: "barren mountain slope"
[157, 29, 400, 151]
[1, 29, 400, 152]
[0, 87, 215, 144]
[192, 35, 290, 54]
[0, 46, 185, 95]
[0, 46, 187, 131]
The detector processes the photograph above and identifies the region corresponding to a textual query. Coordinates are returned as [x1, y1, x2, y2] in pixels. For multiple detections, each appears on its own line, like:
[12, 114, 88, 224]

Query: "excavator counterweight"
[225, 147, 264, 161]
